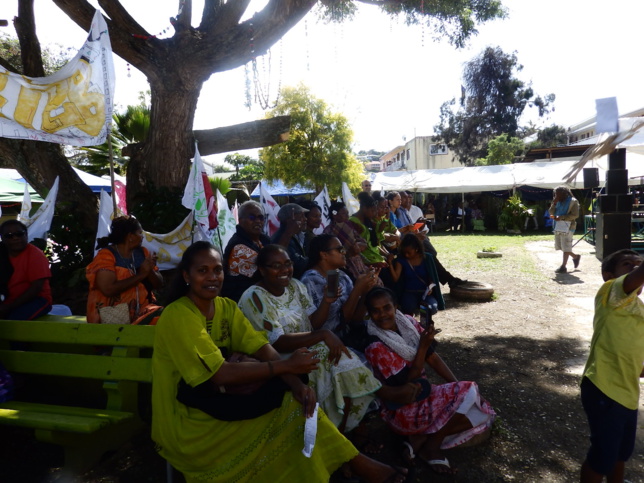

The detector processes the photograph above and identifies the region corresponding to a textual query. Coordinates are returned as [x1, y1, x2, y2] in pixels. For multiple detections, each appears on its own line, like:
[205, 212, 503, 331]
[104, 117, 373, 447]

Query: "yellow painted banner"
[0, 10, 114, 146]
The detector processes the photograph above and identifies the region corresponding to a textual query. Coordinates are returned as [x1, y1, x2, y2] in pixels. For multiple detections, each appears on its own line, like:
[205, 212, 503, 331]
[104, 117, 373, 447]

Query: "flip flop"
[401, 440, 415, 465]
[425, 457, 457, 475]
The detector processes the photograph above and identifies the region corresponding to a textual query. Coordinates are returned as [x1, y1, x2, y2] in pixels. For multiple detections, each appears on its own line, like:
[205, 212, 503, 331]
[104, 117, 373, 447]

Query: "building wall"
[380, 137, 460, 172]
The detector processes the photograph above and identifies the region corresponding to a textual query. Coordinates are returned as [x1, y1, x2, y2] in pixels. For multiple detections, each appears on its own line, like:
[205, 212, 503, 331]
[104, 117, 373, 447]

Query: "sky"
[4, 0, 644, 164]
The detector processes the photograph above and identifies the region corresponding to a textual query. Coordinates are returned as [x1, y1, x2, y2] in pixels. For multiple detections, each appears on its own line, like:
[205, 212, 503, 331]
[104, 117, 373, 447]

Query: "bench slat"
[0, 320, 155, 347]
[0, 402, 134, 433]
[0, 350, 152, 382]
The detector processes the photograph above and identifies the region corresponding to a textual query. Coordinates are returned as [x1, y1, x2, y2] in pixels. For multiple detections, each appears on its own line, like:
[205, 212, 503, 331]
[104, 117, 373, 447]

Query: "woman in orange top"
[86, 216, 163, 324]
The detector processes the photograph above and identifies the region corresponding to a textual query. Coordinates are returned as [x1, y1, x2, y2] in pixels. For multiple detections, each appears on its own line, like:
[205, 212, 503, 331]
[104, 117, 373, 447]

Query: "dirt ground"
[3, 238, 644, 482]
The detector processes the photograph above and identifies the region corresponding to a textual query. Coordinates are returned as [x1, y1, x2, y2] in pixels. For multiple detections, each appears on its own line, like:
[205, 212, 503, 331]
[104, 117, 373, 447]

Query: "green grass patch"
[429, 232, 553, 278]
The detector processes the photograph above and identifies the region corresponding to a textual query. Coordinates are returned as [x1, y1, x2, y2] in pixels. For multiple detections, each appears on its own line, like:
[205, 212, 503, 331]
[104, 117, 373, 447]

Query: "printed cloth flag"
[0, 10, 115, 146]
[313, 185, 331, 235]
[114, 180, 127, 215]
[19, 184, 32, 221]
[212, 189, 237, 252]
[182, 144, 218, 236]
[24, 177, 59, 241]
[142, 212, 207, 270]
[259, 182, 281, 236]
[94, 189, 116, 255]
[342, 182, 360, 216]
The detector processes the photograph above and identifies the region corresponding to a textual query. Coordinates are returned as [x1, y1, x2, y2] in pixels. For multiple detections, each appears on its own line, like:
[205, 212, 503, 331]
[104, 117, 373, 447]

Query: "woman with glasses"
[86, 216, 163, 324]
[0, 220, 52, 320]
[221, 201, 271, 302]
[301, 234, 378, 339]
[238, 244, 382, 433]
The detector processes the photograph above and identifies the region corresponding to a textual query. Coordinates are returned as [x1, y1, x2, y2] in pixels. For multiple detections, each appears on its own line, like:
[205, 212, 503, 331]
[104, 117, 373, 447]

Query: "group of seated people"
[0, 192, 493, 481]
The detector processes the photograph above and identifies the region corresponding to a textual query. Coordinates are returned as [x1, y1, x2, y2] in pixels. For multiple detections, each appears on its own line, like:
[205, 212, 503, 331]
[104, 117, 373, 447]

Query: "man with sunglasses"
[221, 201, 272, 302]
[0, 220, 52, 320]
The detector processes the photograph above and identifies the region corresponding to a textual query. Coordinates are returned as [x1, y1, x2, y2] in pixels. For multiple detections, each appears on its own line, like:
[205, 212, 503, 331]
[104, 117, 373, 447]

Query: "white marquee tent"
[371, 155, 644, 194]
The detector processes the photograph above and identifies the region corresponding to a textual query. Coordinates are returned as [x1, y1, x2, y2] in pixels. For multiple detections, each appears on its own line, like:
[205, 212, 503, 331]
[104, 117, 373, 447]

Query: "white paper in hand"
[302, 403, 319, 458]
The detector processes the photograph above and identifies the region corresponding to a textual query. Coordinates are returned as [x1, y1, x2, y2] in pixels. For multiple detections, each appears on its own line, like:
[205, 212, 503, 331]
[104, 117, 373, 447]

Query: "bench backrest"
[0, 320, 155, 383]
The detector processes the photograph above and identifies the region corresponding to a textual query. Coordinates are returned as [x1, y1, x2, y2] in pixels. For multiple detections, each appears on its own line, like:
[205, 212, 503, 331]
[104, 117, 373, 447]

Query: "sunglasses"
[245, 214, 266, 222]
[264, 260, 294, 271]
[325, 246, 347, 254]
[2, 230, 26, 240]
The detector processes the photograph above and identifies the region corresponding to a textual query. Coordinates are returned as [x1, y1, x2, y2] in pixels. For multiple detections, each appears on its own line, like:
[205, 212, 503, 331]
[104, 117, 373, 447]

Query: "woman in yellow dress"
[151, 241, 410, 483]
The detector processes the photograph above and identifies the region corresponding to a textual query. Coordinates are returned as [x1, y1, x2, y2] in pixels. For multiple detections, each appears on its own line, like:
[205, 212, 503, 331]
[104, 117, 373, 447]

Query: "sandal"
[422, 456, 458, 476]
[401, 440, 415, 465]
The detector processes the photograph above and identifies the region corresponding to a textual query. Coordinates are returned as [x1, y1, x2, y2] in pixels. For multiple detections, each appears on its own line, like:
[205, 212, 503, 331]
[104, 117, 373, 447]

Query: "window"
[406, 149, 410, 160]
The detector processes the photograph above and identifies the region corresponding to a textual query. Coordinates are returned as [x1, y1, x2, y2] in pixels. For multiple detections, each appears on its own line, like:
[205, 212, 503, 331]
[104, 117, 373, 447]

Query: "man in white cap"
[271, 203, 310, 279]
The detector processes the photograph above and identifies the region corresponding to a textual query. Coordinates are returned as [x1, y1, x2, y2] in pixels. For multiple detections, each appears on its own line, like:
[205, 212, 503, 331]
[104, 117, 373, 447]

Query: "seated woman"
[363, 287, 496, 475]
[238, 245, 382, 434]
[221, 201, 271, 302]
[349, 193, 390, 269]
[86, 216, 163, 324]
[0, 220, 52, 320]
[388, 233, 444, 317]
[323, 201, 380, 285]
[153, 241, 410, 483]
[372, 192, 400, 253]
[301, 234, 379, 343]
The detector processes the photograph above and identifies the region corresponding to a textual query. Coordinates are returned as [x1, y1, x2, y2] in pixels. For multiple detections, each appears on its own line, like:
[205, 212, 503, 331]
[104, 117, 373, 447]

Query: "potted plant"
[498, 195, 532, 233]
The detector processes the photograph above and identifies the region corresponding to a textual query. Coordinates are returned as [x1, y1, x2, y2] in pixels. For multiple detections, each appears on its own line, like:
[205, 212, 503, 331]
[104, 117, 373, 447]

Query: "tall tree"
[260, 84, 363, 194]
[434, 46, 554, 165]
[2, 0, 505, 232]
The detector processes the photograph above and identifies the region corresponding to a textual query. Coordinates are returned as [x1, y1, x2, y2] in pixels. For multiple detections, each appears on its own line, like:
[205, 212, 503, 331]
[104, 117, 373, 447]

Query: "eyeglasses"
[2, 230, 26, 240]
[325, 246, 346, 254]
[245, 214, 266, 222]
[264, 260, 294, 271]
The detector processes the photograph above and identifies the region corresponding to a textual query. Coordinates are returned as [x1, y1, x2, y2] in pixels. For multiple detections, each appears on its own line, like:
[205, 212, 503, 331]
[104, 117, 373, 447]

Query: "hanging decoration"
[243, 20, 282, 111]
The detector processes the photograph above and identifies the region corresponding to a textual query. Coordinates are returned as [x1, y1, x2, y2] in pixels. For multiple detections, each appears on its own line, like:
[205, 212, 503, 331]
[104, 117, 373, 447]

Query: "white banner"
[212, 189, 237, 252]
[0, 10, 115, 146]
[19, 184, 32, 221]
[182, 144, 218, 236]
[313, 185, 331, 235]
[142, 212, 207, 270]
[24, 177, 59, 241]
[342, 182, 360, 216]
[259, 182, 281, 236]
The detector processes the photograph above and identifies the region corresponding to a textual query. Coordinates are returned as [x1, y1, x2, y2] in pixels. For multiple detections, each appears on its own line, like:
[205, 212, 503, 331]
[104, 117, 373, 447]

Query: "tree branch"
[203, 0, 253, 35]
[14, 0, 45, 77]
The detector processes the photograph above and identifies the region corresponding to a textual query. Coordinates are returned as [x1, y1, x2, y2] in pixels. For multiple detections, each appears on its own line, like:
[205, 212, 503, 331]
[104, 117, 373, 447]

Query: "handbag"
[176, 351, 303, 421]
[98, 303, 131, 324]
[554, 220, 571, 233]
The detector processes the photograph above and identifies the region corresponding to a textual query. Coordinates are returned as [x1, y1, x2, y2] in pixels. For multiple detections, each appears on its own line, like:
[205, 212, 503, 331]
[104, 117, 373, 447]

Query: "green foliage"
[529, 124, 569, 149]
[208, 177, 232, 196]
[260, 84, 364, 194]
[434, 47, 555, 165]
[0, 33, 72, 75]
[129, 185, 190, 234]
[45, 202, 95, 289]
[476, 133, 524, 165]
[232, 162, 265, 182]
[316, 0, 507, 49]
[71, 102, 151, 176]
[498, 194, 532, 231]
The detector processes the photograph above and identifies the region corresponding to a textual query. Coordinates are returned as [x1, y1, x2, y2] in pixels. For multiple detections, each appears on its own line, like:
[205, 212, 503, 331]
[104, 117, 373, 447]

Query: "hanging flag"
[0, 10, 115, 146]
[25, 177, 59, 241]
[19, 184, 32, 221]
[94, 189, 115, 254]
[182, 144, 218, 236]
[313, 185, 331, 235]
[259, 182, 281, 236]
[213, 190, 237, 252]
[142, 212, 204, 270]
[114, 180, 127, 215]
[342, 182, 360, 216]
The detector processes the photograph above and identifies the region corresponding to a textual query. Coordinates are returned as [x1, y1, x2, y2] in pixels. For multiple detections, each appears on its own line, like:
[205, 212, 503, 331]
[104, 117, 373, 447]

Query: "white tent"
[371, 156, 644, 194]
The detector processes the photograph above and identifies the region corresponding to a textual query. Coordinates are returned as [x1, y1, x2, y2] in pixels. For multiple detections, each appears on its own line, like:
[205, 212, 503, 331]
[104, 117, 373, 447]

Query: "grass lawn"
[429, 231, 554, 279]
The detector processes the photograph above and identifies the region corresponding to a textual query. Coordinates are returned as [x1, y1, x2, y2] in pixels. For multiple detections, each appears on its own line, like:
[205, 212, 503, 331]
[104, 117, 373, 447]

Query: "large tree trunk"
[126, 80, 202, 208]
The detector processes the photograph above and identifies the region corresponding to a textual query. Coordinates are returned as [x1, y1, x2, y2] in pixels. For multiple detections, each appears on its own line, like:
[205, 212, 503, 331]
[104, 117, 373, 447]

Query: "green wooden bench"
[0, 318, 155, 475]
